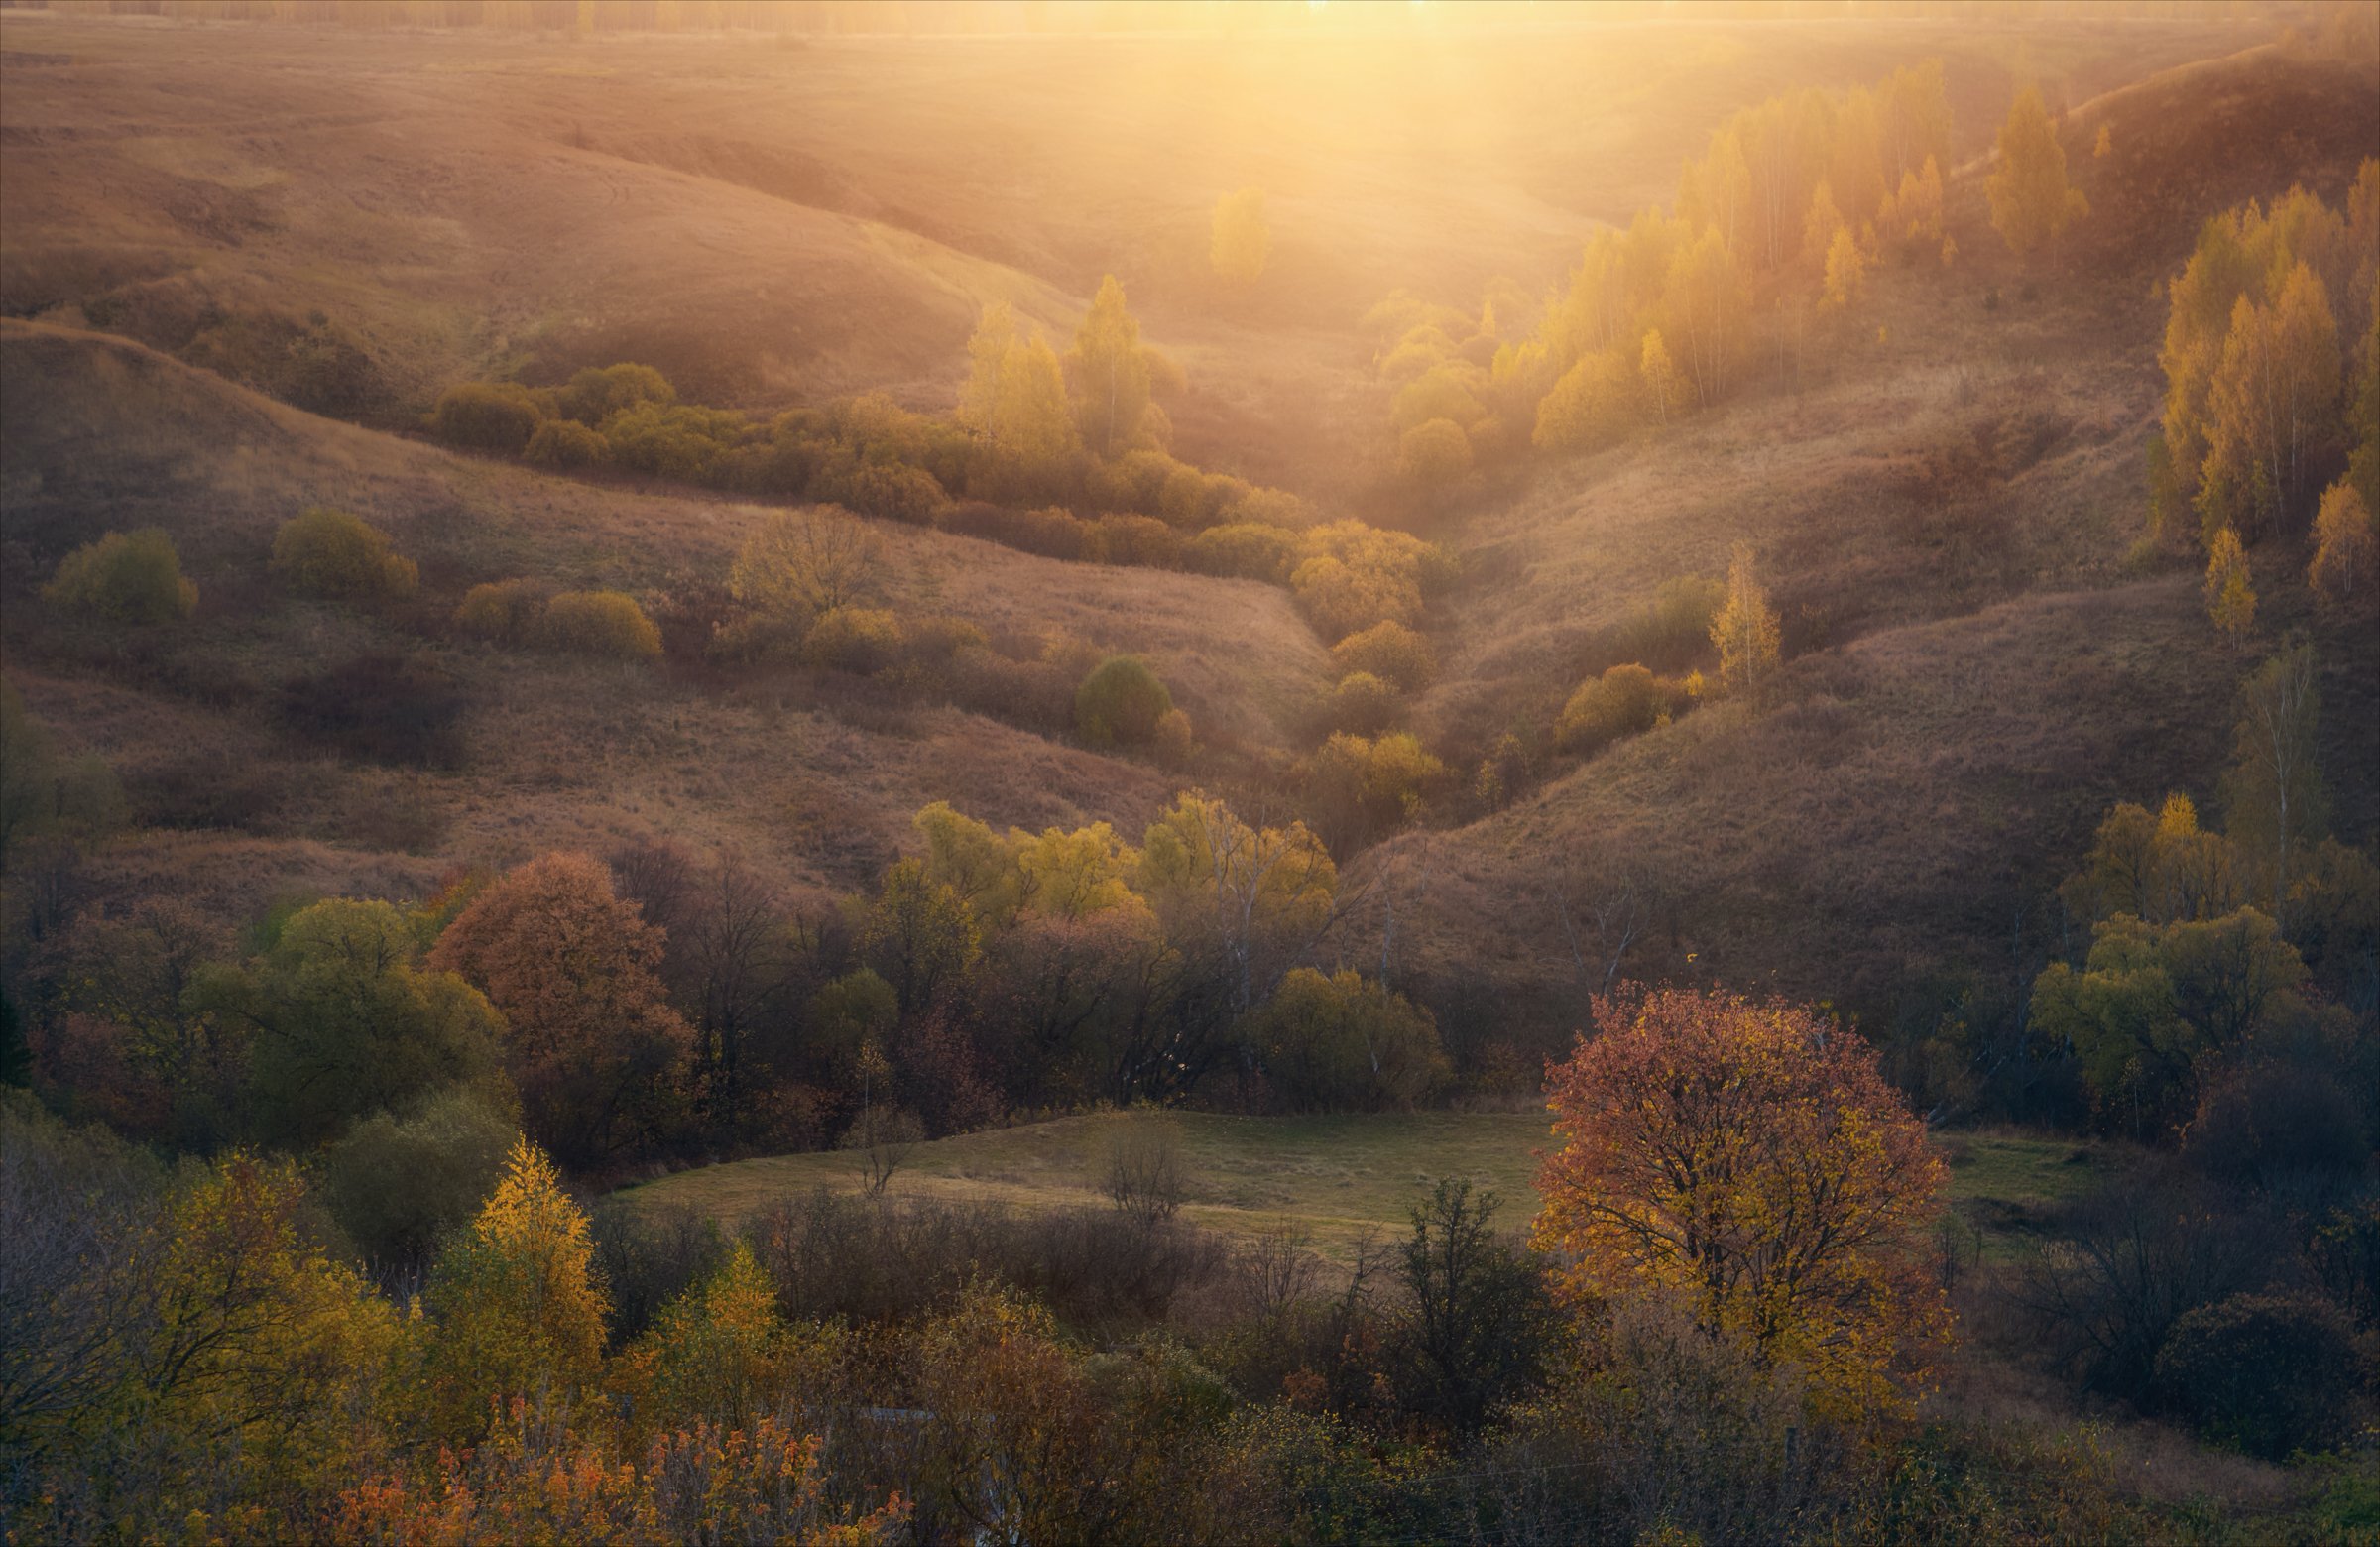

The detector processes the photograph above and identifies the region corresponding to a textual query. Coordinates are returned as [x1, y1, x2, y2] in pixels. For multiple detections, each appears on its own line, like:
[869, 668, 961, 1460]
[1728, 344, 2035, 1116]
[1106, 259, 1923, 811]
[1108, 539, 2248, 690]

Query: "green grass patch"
[616, 1112, 2119, 1265]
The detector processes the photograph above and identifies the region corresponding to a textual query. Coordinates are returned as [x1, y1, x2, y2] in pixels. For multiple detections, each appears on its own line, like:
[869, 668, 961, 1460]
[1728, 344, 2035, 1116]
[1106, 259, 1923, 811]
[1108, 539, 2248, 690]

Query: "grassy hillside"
[5, 19, 2372, 1044]
[0, 6, 2279, 500]
[0, 319, 1337, 918]
[1361, 37, 2380, 1035]
[617, 1108, 2116, 1266]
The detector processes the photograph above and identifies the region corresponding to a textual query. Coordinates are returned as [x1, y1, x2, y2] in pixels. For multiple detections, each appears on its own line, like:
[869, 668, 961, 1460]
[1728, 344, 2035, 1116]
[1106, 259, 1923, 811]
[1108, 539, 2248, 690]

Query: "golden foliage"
[42, 528, 198, 625]
[1534, 986, 1951, 1419]
[2202, 526, 2256, 644]
[420, 1135, 611, 1439]
[1709, 543, 1782, 700]
[2310, 479, 2377, 606]
[536, 589, 662, 659]
[1985, 87, 2087, 257]
[272, 506, 418, 601]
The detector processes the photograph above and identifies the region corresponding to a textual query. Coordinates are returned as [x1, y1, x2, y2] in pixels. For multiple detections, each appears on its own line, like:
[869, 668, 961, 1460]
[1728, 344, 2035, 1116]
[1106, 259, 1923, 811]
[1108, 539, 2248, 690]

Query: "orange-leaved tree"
[1534, 985, 1950, 1418]
[426, 851, 694, 1164]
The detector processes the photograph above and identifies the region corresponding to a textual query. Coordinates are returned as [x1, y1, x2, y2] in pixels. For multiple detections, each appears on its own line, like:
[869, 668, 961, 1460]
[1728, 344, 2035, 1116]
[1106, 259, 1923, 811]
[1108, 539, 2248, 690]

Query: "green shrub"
[1291, 554, 1423, 642]
[1609, 574, 1726, 669]
[803, 606, 904, 674]
[1085, 449, 1179, 514]
[524, 417, 607, 469]
[1331, 620, 1435, 692]
[1074, 655, 1173, 747]
[1093, 513, 1181, 568]
[42, 529, 197, 624]
[271, 506, 418, 601]
[557, 362, 675, 426]
[1329, 672, 1401, 735]
[1302, 730, 1445, 850]
[940, 503, 1099, 561]
[809, 453, 946, 523]
[1185, 522, 1303, 583]
[1397, 416, 1474, 490]
[453, 578, 547, 642]
[1220, 486, 1312, 530]
[901, 613, 990, 664]
[1252, 967, 1447, 1111]
[426, 381, 545, 454]
[536, 590, 661, 660]
[601, 403, 746, 482]
[2153, 1291, 2359, 1459]
[1557, 662, 1677, 753]
[321, 1085, 516, 1269]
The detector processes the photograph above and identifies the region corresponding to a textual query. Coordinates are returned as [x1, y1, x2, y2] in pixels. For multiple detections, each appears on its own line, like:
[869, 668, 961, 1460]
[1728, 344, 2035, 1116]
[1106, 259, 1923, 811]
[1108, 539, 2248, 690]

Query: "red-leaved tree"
[427, 852, 693, 1165]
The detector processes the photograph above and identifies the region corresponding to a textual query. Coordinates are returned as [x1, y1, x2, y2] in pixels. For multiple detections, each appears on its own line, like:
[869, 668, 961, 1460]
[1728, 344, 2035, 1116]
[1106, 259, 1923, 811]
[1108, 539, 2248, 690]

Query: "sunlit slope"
[0, 320, 1333, 913]
[0, 7, 2275, 497]
[1372, 40, 2380, 1023]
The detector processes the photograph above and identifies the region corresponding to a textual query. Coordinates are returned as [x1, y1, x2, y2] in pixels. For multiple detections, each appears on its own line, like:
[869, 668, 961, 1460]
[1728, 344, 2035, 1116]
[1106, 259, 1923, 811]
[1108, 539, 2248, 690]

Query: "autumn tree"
[1985, 87, 2087, 258]
[2030, 909, 2310, 1139]
[1137, 792, 1336, 1023]
[2219, 643, 2328, 924]
[729, 505, 880, 625]
[1820, 225, 1866, 314]
[1638, 330, 1680, 424]
[616, 1240, 801, 1435]
[2057, 791, 2247, 930]
[1302, 730, 1445, 853]
[2310, 480, 2377, 605]
[1532, 349, 1638, 454]
[1710, 543, 1782, 700]
[1534, 986, 1951, 1417]
[97, 1152, 397, 1530]
[1397, 417, 1474, 491]
[1250, 967, 1446, 1111]
[2202, 265, 2341, 532]
[1066, 274, 1154, 457]
[2202, 526, 2256, 645]
[1801, 180, 1844, 270]
[1664, 229, 1749, 406]
[959, 303, 1081, 498]
[426, 851, 694, 1165]
[859, 858, 981, 1013]
[1211, 186, 1271, 285]
[536, 589, 661, 660]
[421, 1135, 609, 1439]
[1879, 156, 1946, 260]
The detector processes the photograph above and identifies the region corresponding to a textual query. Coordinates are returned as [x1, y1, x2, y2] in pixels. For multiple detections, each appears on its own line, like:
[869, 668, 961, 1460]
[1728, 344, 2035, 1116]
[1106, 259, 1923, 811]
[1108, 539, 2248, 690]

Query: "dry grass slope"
[1, 319, 1334, 918]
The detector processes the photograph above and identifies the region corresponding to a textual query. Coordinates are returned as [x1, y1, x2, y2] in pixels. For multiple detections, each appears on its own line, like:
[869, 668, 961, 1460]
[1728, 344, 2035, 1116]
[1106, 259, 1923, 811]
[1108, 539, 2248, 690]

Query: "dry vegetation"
[5, 2, 2379, 1539]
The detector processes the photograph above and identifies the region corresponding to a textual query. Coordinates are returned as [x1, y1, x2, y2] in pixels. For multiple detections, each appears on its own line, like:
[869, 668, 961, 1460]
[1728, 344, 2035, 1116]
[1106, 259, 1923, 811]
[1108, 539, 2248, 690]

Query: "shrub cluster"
[42, 529, 197, 624]
[1556, 662, 1690, 754]
[420, 361, 1449, 647]
[454, 579, 661, 660]
[271, 506, 418, 601]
